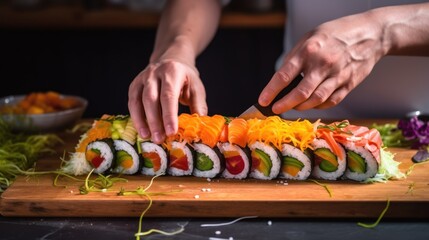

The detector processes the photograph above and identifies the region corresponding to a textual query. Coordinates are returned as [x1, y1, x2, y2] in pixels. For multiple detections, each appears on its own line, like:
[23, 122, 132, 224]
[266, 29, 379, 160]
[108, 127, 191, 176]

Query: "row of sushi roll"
[62, 113, 396, 182]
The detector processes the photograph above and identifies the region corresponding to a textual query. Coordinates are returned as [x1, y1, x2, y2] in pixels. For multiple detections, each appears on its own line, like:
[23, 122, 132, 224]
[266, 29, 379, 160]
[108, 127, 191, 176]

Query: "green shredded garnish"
[0, 118, 63, 192]
[406, 160, 429, 176]
[117, 175, 183, 239]
[308, 179, 333, 197]
[223, 116, 232, 124]
[79, 168, 128, 195]
[317, 120, 352, 135]
[357, 199, 390, 228]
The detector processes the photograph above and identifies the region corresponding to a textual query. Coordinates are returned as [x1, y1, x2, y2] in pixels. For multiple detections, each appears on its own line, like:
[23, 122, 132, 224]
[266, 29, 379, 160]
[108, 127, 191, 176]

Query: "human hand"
[259, 10, 389, 114]
[128, 59, 207, 144]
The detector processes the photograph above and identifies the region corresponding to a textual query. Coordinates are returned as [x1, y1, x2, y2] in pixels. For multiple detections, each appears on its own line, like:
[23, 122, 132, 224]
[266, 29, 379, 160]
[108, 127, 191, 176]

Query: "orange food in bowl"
[1, 91, 81, 115]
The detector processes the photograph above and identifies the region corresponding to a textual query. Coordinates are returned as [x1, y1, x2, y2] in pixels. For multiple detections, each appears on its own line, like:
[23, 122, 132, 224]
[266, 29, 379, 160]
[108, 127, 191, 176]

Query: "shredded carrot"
[75, 115, 113, 152]
[318, 130, 345, 160]
[246, 116, 315, 151]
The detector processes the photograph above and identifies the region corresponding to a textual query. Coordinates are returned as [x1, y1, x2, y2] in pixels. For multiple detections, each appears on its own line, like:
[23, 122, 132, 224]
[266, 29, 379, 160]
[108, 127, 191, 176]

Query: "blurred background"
[0, 0, 285, 118]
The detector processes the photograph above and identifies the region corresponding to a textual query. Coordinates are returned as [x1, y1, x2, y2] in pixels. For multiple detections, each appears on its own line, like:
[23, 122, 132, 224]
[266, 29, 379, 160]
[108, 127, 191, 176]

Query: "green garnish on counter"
[0, 118, 62, 192]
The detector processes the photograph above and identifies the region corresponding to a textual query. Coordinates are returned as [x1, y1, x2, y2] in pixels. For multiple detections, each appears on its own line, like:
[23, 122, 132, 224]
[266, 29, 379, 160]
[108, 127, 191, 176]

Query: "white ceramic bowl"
[0, 94, 88, 132]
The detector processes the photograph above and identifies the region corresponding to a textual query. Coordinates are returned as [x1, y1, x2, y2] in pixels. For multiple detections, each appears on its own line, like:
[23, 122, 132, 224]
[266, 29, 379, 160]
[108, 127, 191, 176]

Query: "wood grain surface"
[1, 119, 428, 218]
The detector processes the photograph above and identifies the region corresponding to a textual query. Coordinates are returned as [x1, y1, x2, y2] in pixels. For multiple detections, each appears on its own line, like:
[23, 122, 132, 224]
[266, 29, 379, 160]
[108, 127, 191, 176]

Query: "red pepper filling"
[169, 148, 189, 171]
[224, 151, 245, 175]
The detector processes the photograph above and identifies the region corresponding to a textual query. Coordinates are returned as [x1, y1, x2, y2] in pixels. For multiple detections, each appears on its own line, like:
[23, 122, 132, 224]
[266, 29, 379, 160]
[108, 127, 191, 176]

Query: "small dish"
[0, 94, 88, 132]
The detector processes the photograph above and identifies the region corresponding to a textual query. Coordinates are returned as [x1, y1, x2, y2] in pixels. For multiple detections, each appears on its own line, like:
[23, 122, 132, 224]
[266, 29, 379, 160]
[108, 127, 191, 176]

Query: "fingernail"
[152, 132, 165, 144]
[259, 95, 269, 106]
[165, 124, 175, 137]
[139, 128, 150, 139]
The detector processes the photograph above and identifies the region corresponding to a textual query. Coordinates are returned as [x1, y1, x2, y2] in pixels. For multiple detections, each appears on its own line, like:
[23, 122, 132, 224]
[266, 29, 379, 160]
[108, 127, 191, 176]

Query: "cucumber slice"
[195, 152, 214, 171]
[347, 150, 367, 173]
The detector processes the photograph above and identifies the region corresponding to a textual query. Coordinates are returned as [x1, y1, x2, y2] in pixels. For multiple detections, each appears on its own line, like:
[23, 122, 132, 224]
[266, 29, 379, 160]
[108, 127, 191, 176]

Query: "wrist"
[369, 3, 429, 56]
[150, 35, 197, 66]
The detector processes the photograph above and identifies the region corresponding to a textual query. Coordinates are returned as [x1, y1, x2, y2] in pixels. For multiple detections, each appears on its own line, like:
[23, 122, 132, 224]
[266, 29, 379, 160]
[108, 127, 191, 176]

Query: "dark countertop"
[1, 216, 428, 240]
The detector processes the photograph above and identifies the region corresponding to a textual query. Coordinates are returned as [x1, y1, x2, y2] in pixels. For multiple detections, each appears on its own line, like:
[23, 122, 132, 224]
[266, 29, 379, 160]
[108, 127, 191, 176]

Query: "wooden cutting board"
[1, 120, 429, 218]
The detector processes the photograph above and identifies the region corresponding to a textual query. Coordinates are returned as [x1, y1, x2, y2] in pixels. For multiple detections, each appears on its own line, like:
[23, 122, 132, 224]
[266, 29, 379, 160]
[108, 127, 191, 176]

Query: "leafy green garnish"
[364, 148, 406, 183]
[371, 123, 411, 148]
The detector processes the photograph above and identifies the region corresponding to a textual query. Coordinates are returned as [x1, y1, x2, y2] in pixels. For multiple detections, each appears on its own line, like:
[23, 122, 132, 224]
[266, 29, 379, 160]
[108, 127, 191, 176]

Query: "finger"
[271, 72, 326, 114]
[128, 72, 150, 139]
[142, 75, 166, 144]
[293, 76, 340, 111]
[258, 62, 301, 107]
[314, 86, 350, 109]
[159, 70, 181, 137]
[188, 76, 208, 116]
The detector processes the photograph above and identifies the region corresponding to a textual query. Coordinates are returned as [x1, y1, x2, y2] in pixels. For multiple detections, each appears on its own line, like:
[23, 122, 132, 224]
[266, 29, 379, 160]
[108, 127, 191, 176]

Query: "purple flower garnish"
[398, 116, 429, 149]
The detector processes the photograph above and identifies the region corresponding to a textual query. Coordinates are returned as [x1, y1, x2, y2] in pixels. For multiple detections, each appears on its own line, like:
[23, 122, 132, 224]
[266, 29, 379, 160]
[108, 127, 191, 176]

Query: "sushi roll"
[343, 142, 379, 181]
[217, 142, 251, 179]
[279, 143, 312, 180]
[311, 138, 346, 180]
[248, 141, 281, 180]
[111, 139, 140, 175]
[85, 138, 115, 174]
[140, 141, 168, 176]
[192, 142, 224, 179]
[168, 141, 194, 176]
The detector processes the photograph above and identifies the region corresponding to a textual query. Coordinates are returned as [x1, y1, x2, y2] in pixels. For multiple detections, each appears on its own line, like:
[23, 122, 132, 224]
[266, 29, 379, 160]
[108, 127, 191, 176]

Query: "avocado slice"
[90, 148, 101, 155]
[282, 156, 304, 170]
[195, 152, 214, 171]
[314, 148, 338, 172]
[253, 148, 273, 177]
[319, 159, 338, 172]
[347, 150, 367, 173]
[116, 150, 131, 162]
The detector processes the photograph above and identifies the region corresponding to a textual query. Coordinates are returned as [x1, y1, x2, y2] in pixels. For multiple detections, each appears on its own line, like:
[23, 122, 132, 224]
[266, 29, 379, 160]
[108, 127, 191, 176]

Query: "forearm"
[150, 0, 222, 65]
[372, 2, 429, 56]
